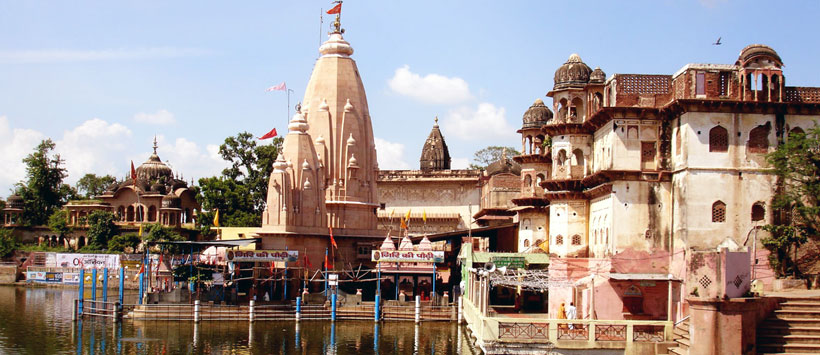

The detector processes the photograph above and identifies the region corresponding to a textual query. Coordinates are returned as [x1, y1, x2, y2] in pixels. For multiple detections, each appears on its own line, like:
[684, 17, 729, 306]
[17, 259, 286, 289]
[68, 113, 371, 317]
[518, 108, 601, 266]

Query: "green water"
[0, 286, 474, 354]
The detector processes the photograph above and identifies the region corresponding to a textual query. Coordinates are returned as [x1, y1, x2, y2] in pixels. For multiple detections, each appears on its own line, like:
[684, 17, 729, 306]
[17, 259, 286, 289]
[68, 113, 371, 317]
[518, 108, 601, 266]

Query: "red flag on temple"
[328, 226, 337, 249]
[326, 3, 341, 15]
[325, 252, 333, 270]
[258, 127, 278, 140]
[304, 255, 312, 268]
[130, 160, 137, 183]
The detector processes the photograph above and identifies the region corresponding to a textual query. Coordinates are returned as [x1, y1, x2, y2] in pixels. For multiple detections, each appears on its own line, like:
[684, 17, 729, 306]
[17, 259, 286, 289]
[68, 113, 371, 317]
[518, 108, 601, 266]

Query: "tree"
[143, 223, 186, 254]
[15, 139, 74, 226]
[47, 210, 72, 239]
[76, 174, 117, 199]
[197, 132, 283, 227]
[469, 146, 521, 170]
[0, 229, 17, 258]
[763, 126, 820, 276]
[86, 211, 118, 250]
[108, 233, 141, 253]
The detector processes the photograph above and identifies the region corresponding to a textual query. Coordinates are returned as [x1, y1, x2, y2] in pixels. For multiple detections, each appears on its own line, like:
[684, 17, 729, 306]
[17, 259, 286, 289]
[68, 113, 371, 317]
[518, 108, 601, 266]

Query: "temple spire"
[152, 136, 158, 154]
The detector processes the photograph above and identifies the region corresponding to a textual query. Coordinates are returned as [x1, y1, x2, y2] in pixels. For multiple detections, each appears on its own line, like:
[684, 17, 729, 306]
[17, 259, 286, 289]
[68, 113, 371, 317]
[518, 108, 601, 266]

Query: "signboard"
[328, 273, 338, 286]
[226, 250, 298, 262]
[26, 271, 45, 282]
[44, 272, 63, 283]
[63, 272, 80, 284]
[55, 254, 121, 270]
[371, 250, 444, 263]
[491, 256, 527, 269]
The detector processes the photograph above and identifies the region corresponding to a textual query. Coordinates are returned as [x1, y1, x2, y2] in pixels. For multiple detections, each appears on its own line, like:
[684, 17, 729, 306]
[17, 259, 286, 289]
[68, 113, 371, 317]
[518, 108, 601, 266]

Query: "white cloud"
[153, 135, 227, 183]
[441, 103, 517, 142]
[0, 47, 211, 64]
[451, 157, 470, 169]
[0, 116, 228, 195]
[374, 137, 411, 170]
[0, 116, 47, 194]
[134, 109, 176, 125]
[388, 65, 473, 105]
[56, 118, 133, 182]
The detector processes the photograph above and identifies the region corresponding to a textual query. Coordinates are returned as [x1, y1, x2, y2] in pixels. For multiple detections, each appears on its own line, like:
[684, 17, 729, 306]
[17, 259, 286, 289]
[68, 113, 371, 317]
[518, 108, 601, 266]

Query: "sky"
[1, 0, 819, 195]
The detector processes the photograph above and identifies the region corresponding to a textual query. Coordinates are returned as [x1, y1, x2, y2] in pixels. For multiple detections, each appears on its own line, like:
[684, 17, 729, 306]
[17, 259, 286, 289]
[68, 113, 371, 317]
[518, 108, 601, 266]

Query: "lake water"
[0, 286, 474, 354]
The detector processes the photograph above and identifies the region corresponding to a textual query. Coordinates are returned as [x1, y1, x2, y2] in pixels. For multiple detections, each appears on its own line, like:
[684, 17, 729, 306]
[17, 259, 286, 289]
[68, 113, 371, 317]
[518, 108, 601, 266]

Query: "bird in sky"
[713, 37, 722, 45]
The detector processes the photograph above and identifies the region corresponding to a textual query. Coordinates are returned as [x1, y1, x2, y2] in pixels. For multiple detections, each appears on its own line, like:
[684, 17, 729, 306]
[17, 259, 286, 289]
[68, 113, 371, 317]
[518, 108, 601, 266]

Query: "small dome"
[287, 110, 309, 133]
[162, 192, 181, 208]
[344, 99, 354, 112]
[302, 159, 311, 170]
[319, 32, 354, 58]
[136, 137, 173, 183]
[486, 154, 522, 176]
[273, 154, 288, 172]
[319, 99, 329, 112]
[5, 194, 23, 209]
[348, 154, 359, 168]
[315, 135, 325, 145]
[554, 53, 593, 90]
[737, 44, 782, 67]
[590, 67, 606, 83]
[346, 134, 356, 146]
[522, 98, 553, 129]
[303, 178, 312, 190]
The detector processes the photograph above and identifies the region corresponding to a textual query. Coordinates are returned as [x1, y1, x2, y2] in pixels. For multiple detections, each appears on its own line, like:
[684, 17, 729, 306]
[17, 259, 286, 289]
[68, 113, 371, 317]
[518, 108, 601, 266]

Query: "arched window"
[523, 239, 530, 248]
[572, 149, 584, 166]
[555, 235, 564, 245]
[148, 205, 157, 222]
[572, 234, 582, 245]
[126, 206, 135, 222]
[556, 149, 568, 166]
[790, 127, 805, 138]
[524, 175, 533, 189]
[751, 202, 765, 222]
[712, 201, 726, 223]
[748, 125, 770, 153]
[117, 206, 125, 221]
[709, 126, 728, 152]
[136, 205, 145, 222]
[571, 97, 584, 122]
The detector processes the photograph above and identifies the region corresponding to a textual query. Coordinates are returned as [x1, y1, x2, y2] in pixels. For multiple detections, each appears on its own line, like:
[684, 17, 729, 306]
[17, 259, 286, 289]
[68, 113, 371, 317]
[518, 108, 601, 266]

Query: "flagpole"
[319, 8, 323, 48]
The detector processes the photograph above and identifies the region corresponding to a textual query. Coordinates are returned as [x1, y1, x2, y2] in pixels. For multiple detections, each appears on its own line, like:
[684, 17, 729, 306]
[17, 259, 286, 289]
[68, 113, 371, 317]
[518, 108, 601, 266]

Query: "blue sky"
[1, 0, 818, 195]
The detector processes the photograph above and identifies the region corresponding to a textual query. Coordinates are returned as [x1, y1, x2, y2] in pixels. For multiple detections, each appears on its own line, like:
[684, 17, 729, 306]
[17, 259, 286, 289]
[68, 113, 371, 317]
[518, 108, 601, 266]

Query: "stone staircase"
[758, 297, 820, 354]
[668, 317, 689, 355]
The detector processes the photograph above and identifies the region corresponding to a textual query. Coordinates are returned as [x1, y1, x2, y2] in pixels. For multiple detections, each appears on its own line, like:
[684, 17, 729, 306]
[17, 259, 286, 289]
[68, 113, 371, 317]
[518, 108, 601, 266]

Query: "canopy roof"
[147, 238, 260, 250]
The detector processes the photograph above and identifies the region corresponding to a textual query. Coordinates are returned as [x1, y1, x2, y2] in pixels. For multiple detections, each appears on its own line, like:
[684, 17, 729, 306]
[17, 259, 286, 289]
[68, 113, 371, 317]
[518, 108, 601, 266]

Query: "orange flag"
[329, 226, 338, 249]
[326, 3, 341, 15]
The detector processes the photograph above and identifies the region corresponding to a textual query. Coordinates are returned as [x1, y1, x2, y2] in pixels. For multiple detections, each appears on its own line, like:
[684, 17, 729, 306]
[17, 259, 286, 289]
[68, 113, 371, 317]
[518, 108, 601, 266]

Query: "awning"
[147, 238, 260, 249]
[608, 273, 677, 281]
[507, 206, 534, 212]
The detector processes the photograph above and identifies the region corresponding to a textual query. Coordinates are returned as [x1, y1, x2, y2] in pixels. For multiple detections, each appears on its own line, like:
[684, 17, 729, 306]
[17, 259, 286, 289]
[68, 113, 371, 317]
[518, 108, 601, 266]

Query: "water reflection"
[0, 286, 478, 354]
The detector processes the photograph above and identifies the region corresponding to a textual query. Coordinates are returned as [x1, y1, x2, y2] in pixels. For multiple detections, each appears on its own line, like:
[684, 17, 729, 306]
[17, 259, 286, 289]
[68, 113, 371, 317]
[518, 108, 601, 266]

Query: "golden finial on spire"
[328, 1, 344, 34]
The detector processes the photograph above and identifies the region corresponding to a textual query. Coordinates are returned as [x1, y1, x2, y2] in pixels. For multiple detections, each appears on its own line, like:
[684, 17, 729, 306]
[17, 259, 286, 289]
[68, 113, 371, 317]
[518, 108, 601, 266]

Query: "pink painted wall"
[722, 249, 752, 298]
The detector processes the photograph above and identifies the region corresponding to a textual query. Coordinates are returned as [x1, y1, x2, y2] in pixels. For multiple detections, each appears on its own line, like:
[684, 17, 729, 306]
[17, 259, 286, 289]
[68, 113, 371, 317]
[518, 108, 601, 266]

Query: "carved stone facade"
[509, 44, 820, 322]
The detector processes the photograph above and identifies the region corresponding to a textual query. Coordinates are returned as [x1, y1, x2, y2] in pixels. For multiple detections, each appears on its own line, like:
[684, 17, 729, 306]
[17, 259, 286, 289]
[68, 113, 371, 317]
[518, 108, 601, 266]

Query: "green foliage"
[143, 223, 186, 254]
[763, 126, 820, 276]
[76, 173, 117, 199]
[19, 244, 65, 253]
[15, 139, 75, 226]
[197, 132, 283, 227]
[468, 146, 521, 170]
[108, 233, 142, 253]
[47, 210, 72, 237]
[86, 211, 118, 250]
[0, 229, 18, 258]
[173, 264, 214, 282]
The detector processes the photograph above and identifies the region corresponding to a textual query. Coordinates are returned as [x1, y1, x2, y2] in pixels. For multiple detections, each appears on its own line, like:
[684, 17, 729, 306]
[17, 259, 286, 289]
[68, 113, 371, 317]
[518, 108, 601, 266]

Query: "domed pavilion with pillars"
[64, 138, 200, 229]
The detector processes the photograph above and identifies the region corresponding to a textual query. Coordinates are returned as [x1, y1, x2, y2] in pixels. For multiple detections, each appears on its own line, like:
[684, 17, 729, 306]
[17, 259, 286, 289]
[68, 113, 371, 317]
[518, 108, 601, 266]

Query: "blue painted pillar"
[432, 265, 436, 301]
[374, 294, 380, 322]
[78, 269, 85, 316]
[373, 322, 379, 353]
[138, 272, 144, 305]
[295, 296, 301, 322]
[102, 268, 109, 302]
[331, 293, 337, 321]
[91, 269, 98, 301]
[118, 268, 124, 305]
[377, 262, 381, 296]
[324, 248, 328, 297]
[283, 246, 288, 300]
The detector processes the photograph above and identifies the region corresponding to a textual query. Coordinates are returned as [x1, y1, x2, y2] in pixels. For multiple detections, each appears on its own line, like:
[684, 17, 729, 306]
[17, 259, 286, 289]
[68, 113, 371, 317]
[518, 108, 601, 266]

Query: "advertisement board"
[371, 250, 444, 263]
[62, 272, 80, 284]
[225, 250, 298, 262]
[55, 254, 121, 270]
